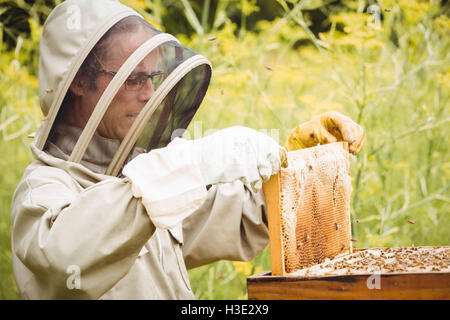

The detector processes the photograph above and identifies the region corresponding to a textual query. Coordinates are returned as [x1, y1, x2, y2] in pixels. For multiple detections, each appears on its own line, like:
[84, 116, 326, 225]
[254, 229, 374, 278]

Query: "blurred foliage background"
[0, 0, 449, 299]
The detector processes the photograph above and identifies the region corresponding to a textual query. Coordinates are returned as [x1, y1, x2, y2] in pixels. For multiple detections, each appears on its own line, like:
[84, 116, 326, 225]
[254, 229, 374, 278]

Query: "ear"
[69, 73, 86, 96]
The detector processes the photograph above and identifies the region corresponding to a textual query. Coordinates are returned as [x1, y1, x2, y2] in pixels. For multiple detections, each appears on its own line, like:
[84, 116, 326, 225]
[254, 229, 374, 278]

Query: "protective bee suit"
[10, 0, 281, 299]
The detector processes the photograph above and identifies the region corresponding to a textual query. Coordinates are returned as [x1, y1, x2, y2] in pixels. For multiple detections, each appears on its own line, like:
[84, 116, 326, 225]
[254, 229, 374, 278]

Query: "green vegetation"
[0, 0, 448, 299]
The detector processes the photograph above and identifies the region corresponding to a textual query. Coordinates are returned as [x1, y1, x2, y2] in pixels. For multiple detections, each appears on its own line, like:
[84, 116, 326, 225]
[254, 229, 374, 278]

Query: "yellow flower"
[232, 261, 263, 276]
[437, 71, 450, 89]
[298, 94, 317, 106]
[330, 12, 368, 29]
[398, 0, 430, 24]
[28, 18, 43, 42]
[434, 15, 450, 37]
[238, 0, 260, 16]
[317, 99, 343, 111]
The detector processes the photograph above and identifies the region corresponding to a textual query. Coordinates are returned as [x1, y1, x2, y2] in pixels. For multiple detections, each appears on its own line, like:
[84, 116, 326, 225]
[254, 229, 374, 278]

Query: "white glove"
[188, 126, 282, 191]
[123, 126, 281, 229]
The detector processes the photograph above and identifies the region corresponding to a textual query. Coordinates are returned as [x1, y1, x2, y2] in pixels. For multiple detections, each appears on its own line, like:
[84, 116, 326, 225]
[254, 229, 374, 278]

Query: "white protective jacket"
[10, 0, 269, 299]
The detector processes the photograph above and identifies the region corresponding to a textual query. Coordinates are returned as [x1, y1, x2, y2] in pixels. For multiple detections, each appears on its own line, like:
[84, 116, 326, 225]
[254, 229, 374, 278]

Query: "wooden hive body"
[247, 246, 450, 300]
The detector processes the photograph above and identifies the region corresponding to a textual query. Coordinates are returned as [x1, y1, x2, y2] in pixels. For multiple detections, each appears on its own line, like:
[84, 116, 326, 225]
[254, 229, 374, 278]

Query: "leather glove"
[284, 111, 365, 155]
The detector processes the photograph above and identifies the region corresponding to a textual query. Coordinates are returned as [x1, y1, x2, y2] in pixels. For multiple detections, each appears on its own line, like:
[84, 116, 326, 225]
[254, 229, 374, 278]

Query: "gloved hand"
[284, 111, 365, 155]
[188, 126, 282, 192]
[123, 126, 282, 229]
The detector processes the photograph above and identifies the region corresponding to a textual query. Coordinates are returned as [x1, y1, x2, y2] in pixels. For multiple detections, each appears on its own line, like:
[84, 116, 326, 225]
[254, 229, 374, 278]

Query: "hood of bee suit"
[34, 0, 211, 177]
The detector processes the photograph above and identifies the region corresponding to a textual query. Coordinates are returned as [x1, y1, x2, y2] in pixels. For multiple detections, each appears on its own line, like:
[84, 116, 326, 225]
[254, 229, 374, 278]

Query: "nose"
[138, 79, 154, 102]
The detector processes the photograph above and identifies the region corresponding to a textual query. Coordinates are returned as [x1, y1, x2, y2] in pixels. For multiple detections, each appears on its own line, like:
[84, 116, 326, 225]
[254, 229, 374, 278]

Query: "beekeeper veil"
[35, 0, 211, 176]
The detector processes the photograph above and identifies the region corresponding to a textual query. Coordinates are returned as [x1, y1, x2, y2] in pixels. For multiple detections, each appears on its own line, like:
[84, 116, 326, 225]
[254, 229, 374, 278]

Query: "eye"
[124, 71, 165, 91]
[149, 72, 165, 85]
[125, 75, 147, 89]
[149, 71, 164, 79]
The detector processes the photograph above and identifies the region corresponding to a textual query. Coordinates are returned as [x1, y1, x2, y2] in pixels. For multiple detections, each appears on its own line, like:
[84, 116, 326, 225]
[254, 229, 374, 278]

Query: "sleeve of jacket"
[10, 165, 155, 299]
[181, 180, 269, 269]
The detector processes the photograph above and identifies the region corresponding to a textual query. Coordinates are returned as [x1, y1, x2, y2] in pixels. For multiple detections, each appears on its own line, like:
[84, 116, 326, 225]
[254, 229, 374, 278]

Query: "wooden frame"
[262, 172, 285, 276]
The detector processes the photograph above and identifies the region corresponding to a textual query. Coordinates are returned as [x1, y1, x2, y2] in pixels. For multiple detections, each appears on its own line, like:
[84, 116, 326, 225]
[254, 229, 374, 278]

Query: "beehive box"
[247, 246, 450, 300]
[249, 142, 450, 299]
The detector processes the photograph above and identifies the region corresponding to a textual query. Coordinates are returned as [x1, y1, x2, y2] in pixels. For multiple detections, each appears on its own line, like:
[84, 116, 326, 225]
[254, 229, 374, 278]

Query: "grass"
[0, 0, 449, 300]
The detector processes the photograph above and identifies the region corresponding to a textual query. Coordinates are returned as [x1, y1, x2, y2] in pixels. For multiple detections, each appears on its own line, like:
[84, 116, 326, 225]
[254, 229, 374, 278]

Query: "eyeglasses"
[99, 69, 165, 91]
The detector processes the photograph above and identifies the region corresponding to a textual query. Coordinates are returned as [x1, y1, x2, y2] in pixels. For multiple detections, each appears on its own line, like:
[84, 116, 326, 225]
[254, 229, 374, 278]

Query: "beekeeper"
[10, 0, 364, 299]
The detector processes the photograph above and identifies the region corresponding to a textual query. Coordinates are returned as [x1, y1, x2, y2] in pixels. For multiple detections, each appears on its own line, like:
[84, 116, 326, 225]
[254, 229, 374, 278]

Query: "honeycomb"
[278, 142, 353, 273]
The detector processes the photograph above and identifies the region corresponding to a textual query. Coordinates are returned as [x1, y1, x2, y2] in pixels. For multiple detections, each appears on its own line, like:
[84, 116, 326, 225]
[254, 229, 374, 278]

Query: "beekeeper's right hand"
[188, 126, 282, 191]
[123, 126, 282, 229]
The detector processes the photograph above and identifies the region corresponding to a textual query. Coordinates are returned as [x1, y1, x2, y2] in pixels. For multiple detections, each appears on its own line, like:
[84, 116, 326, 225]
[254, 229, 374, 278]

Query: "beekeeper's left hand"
[284, 111, 365, 155]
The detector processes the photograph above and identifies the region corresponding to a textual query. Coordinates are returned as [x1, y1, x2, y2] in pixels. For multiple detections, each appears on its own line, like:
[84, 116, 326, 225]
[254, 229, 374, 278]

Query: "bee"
[265, 65, 273, 71]
[45, 89, 54, 93]
[304, 233, 310, 242]
[407, 219, 415, 224]
[208, 36, 216, 41]
[384, 8, 392, 12]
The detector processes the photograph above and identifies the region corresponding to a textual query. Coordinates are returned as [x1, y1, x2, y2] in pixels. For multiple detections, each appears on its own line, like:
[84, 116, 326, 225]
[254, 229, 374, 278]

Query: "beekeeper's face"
[79, 30, 159, 141]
